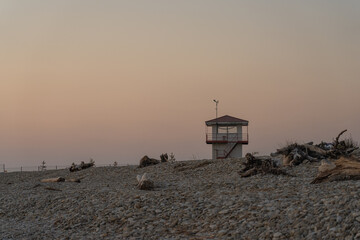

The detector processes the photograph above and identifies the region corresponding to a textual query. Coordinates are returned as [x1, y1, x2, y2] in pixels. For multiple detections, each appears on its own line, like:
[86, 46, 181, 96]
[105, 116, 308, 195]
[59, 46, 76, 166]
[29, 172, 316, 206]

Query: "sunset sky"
[1, 1, 360, 168]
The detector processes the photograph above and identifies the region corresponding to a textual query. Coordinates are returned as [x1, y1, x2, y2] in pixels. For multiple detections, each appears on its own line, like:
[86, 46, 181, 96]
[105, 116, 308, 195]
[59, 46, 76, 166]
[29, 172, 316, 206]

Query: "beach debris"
[272, 130, 359, 166]
[311, 156, 360, 184]
[66, 178, 81, 183]
[139, 153, 175, 167]
[169, 152, 176, 162]
[45, 187, 62, 191]
[326, 130, 359, 159]
[41, 177, 65, 183]
[39, 161, 47, 171]
[160, 153, 168, 162]
[352, 149, 360, 158]
[239, 153, 290, 177]
[273, 142, 325, 166]
[136, 173, 154, 190]
[69, 161, 94, 172]
[139, 156, 160, 168]
[41, 177, 81, 183]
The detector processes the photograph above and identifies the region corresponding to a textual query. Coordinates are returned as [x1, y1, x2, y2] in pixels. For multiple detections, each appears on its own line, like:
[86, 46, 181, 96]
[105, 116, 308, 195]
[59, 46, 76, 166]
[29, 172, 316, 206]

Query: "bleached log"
[41, 177, 65, 183]
[318, 159, 336, 173]
[41, 177, 80, 183]
[311, 157, 360, 184]
[304, 144, 328, 156]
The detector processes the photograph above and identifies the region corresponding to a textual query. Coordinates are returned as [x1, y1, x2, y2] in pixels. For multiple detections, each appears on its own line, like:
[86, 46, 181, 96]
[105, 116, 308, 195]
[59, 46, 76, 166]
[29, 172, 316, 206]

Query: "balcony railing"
[206, 133, 248, 144]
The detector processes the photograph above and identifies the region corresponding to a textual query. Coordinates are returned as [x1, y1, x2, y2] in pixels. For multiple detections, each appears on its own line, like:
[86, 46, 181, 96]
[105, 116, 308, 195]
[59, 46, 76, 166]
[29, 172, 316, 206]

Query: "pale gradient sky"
[1, 1, 360, 168]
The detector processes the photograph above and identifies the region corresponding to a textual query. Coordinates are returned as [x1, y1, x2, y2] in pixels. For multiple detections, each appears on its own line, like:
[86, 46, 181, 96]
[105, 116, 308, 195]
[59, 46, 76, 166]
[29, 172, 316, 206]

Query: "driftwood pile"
[269, 130, 360, 184]
[239, 153, 290, 177]
[273, 130, 359, 166]
[139, 156, 160, 168]
[274, 142, 326, 166]
[69, 161, 94, 172]
[139, 153, 176, 168]
[326, 130, 359, 159]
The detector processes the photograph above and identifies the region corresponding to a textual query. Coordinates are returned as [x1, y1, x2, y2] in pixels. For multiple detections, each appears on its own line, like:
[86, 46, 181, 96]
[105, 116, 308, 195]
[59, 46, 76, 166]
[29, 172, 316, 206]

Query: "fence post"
[56, 165, 57, 170]
[21, 166, 22, 172]
[3, 164, 5, 173]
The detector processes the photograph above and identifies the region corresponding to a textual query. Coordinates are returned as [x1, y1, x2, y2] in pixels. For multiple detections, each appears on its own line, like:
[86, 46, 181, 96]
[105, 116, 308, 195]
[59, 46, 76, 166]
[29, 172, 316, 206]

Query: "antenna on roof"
[213, 99, 219, 119]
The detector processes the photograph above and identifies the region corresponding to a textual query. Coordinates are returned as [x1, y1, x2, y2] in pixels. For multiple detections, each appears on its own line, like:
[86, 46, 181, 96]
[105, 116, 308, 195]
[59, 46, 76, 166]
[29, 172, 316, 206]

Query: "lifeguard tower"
[205, 115, 249, 159]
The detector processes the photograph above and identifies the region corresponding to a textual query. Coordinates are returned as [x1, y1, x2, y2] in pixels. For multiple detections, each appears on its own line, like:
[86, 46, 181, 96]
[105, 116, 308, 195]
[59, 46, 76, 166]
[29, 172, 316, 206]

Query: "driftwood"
[41, 177, 65, 183]
[239, 153, 290, 177]
[45, 187, 62, 191]
[160, 153, 168, 162]
[272, 130, 359, 166]
[136, 173, 154, 190]
[41, 177, 81, 183]
[311, 157, 360, 184]
[274, 143, 322, 166]
[139, 156, 160, 168]
[326, 130, 359, 159]
[334, 130, 347, 149]
[66, 178, 81, 183]
[352, 149, 360, 158]
[69, 161, 94, 172]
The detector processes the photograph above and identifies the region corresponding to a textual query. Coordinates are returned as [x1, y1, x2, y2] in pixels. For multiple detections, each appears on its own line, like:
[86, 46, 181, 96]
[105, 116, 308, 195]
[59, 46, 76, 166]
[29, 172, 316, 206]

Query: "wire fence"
[1, 163, 132, 173]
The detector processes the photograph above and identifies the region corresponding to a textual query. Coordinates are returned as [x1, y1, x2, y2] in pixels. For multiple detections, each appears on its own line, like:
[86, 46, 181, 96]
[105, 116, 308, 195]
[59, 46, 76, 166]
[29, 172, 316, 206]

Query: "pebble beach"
[1, 158, 360, 239]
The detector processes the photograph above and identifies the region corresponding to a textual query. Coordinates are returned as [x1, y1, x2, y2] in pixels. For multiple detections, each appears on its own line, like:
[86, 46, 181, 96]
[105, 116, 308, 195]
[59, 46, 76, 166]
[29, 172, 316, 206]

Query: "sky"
[1, 0, 360, 168]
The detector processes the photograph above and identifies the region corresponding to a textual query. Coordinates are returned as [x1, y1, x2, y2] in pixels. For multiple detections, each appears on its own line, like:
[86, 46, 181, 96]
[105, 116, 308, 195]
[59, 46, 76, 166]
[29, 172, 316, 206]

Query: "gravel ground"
[1, 158, 360, 240]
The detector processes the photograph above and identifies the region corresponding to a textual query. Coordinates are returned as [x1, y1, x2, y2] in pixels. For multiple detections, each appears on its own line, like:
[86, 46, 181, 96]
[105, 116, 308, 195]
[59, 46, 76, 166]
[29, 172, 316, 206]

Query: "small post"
[21, 166, 22, 172]
[213, 99, 219, 119]
[3, 164, 5, 173]
[56, 165, 57, 170]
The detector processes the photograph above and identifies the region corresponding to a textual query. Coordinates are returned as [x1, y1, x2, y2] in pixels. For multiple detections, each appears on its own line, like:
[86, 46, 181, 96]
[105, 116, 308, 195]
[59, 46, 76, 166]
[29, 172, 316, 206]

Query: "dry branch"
[334, 129, 347, 149]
